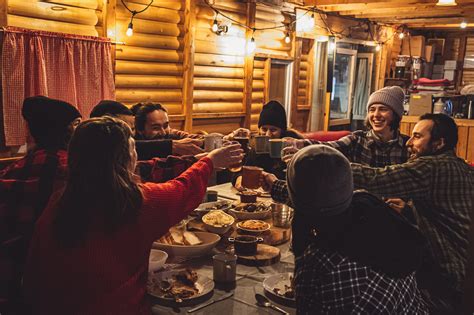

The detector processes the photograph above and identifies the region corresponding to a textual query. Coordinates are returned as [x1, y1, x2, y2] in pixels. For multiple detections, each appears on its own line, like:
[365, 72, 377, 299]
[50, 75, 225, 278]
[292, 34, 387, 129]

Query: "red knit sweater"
[23, 157, 213, 315]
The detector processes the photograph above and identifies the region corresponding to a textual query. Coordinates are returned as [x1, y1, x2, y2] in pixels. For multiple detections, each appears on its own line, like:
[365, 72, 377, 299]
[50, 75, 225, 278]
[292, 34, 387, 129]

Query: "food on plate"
[205, 201, 231, 211]
[148, 269, 199, 300]
[158, 230, 203, 246]
[238, 220, 269, 231]
[273, 275, 295, 299]
[202, 210, 234, 227]
[232, 202, 269, 213]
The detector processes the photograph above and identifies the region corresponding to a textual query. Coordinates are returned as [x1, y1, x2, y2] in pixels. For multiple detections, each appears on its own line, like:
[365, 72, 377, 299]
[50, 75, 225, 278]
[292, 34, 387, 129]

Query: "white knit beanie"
[367, 86, 405, 117]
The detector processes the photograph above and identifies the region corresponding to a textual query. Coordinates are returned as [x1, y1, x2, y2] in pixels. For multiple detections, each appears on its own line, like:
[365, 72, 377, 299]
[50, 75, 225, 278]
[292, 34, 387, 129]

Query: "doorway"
[268, 60, 293, 124]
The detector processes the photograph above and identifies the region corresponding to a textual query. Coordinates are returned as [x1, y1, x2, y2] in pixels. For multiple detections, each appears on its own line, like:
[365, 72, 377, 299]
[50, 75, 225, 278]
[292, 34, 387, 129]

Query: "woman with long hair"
[23, 117, 243, 314]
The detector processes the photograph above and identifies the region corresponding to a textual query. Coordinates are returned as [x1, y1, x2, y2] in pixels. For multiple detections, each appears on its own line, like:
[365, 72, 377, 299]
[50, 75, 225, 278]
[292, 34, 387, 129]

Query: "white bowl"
[149, 249, 168, 272]
[202, 211, 235, 235]
[153, 232, 221, 257]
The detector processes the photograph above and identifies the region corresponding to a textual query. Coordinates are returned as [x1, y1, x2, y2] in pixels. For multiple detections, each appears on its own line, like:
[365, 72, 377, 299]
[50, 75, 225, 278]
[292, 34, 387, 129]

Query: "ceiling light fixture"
[460, 21, 468, 28]
[284, 32, 291, 44]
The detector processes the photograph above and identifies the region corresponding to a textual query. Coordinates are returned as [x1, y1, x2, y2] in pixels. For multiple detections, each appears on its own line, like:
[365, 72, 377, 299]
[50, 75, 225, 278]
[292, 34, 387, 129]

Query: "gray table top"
[151, 183, 296, 315]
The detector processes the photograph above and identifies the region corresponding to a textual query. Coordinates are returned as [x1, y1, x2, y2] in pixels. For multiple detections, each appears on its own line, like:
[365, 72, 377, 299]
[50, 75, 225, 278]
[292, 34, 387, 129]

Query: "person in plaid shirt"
[287, 145, 427, 314]
[0, 96, 81, 312]
[266, 114, 473, 314]
[287, 86, 410, 168]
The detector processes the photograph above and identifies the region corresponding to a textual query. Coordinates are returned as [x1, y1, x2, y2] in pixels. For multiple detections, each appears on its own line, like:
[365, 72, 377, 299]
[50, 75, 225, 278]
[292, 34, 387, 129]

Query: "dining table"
[150, 183, 296, 315]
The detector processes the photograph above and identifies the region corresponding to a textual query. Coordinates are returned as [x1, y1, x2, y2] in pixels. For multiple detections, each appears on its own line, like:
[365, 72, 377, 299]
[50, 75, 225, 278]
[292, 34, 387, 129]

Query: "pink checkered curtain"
[1, 27, 115, 146]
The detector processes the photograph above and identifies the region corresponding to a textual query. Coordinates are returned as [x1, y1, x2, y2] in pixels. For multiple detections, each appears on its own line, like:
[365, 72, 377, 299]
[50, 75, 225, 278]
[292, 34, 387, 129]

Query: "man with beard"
[265, 113, 473, 314]
[0, 96, 81, 312]
[133, 102, 204, 156]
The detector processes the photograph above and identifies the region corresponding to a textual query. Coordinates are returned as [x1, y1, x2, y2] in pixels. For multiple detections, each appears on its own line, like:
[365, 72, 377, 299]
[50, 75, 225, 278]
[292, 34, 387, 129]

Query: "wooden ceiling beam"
[339, 5, 442, 16]
[316, 1, 432, 12]
[353, 10, 471, 19]
[304, 0, 474, 6]
[407, 23, 474, 28]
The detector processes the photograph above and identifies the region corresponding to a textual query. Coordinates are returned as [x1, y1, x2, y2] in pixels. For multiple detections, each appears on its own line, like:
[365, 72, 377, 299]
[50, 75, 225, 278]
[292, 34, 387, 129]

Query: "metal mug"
[213, 253, 237, 283]
[204, 134, 223, 152]
[271, 202, 293, 228]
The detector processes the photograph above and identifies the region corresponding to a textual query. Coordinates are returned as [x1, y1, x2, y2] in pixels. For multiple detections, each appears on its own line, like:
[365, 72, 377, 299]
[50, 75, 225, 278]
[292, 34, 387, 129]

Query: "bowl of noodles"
[202, 210, 235, 234]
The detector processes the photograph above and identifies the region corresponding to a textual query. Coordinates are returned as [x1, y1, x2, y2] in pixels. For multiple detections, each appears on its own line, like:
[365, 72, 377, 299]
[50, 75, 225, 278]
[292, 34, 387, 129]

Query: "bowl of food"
[229, 202, 271, 220]
[202, 210, 235, 234]
[154, 230, 221, 257]
[238, 191, 258, 203]
[149, 249, 168, 272]
[194, 200, 233, 218]
[236, 220, 271, 235]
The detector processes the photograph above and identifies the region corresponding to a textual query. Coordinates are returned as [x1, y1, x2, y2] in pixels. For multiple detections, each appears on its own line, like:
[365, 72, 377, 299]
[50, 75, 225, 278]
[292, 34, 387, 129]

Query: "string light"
[284, 32, 291, 44]
[212, 18, 219, 33]
[399, 32, 405, 39]
[375, 44, 381, 51]
[121, 0, 153, 37]
[460, 21, 468, 29]
[247, 36, 256, 55]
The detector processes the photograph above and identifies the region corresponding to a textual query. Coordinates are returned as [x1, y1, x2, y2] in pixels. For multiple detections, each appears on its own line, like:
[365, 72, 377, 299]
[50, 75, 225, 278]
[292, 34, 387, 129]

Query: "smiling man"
[265, 113, 473, 314]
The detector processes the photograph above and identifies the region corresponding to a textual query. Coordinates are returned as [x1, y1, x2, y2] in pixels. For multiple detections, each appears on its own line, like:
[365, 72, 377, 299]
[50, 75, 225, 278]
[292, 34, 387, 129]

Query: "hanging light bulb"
[284, 32, 291, 44]
[399, 32, 405, 39]
[212, 19, 219, 33]
[126, 22, 133, 37]
[247, 36, 256, 55]
[375, 44, 381, 52]
[460, 21, 468, 29]
[436, 0, 457, 6]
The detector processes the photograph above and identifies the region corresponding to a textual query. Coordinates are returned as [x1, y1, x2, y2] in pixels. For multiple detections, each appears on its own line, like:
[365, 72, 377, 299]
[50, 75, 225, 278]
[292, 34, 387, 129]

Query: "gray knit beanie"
[367, 86, 405, 117]
[287, 145, 353, 217]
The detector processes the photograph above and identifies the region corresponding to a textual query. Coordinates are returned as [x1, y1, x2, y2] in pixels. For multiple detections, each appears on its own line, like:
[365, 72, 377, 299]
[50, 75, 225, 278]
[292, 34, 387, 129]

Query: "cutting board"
[236, 244, 280, 266]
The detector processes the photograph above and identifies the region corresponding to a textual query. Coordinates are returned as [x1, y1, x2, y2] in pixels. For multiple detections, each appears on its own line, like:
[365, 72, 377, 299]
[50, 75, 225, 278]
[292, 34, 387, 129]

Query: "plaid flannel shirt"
[306, 130, 410, 167]
[351, 151, 474, 297]
[0, 149, 68, 243]
[296, 244, 428, 314]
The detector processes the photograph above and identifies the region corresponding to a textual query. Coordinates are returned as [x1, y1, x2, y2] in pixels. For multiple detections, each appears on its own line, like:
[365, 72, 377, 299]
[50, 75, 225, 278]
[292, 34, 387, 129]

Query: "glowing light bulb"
[460, 21, 467, 29]
[285, 32, 291, 44]
[376, 44, 381, 52]
[328, 42, 336, 52]
[247, 37, 256, 55]
[126, 22, 133, 37]
[436, 0, 457, 6]
[212, 19, 218, 33]
[399, 32, 405, 39]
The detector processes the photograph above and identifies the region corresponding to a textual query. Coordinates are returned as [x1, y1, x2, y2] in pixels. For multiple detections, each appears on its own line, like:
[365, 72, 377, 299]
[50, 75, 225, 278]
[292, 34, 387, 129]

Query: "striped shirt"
[306, 130, 410, 167]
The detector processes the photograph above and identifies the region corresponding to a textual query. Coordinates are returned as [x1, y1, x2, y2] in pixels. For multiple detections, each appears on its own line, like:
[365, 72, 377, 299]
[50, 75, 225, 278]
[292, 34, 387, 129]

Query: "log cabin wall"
[0, 0, 394, 139]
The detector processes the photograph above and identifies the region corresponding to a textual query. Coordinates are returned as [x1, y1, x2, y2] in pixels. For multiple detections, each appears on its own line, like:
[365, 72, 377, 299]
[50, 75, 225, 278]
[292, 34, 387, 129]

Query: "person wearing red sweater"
[23, 117, 243, 315]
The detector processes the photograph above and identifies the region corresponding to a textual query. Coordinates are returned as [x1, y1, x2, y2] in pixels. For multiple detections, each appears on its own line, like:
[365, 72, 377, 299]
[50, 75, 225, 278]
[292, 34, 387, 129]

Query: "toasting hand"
[384, 198, 406, 213]
[260, 171, 278, 192]
[172, 138, 204, 156]
[207, 144, 244, 169]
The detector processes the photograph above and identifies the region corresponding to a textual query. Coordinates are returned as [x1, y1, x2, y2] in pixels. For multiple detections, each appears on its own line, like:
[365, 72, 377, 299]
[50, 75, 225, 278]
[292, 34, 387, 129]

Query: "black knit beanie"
[90, 100, 133, 118]
[258, 100, 287, 131]
[22, 96, 81, 147]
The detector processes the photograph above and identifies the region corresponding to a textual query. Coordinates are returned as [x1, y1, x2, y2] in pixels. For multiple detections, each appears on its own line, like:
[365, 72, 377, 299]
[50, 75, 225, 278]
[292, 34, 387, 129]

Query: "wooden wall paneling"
[456, 36, 467, 90]
[243, 1, 256, 129]
[182, 0, 196, 131]
[104, 0, 116, 77]
[290, 37, 302, 129]
[457, 126, 469, 160]
[263, 58, 271, 104]
[467, 126, 474, 163]
[1, 0, 8, 27]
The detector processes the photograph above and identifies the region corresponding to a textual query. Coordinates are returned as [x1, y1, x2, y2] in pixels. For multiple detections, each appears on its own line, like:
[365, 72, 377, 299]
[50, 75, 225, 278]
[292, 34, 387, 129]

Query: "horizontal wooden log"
[255, 10, 285, 23]
[121, 101, 183, 114]
[115, 75, 183, 88]
[8, 1, 99, 26]
[192, 117, 242, 134]
[8, 14, 98, 36]
[297, 96, 308, 105]
[301, 55, 308, 62]
[250, 113, 260, 122]
[299, 80, 307, 88]
[299, 70, 307, 79]
[194, 90, 243, 102]
[39, 0, 101, 10]
[117, 31, 182, 50]
[116, 61, 182, 75]
[255, 48, 291, 57]
[128, 0, 183, 10]
[195, 38, 245, 57]
[200, 1, 245, 14]
[251, 103, 263, 114]
[253, 69, 264, 79]
[196, 6, 246, 25]
[194, 65, 244, 78]
[252, 80, 265, 90]
[116, 46, 182, 62]
[194, 78, 244, 90]
[254, 60, 265, 69]
[300, 62, 308, 70]
[116, 17, 183, 37]
[116, 89, 182, 103]
[194, 53, 244, 68]
[252, 91, 264, 101]
[195, 18, 246, 37]
[117, 2, 182, 24]
[255, 37, 292, 51]
[298, 88, 306, 96]
[193, 102, 243, 113]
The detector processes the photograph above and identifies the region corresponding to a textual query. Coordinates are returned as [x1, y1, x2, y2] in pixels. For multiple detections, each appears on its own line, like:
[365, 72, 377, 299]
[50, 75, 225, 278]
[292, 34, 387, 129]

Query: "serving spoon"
[255, 293, 289, 314]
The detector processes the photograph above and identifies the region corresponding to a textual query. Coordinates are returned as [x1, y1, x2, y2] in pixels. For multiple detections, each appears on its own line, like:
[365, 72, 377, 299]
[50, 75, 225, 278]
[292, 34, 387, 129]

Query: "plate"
[229, 202, 271, 220]
[194, 200, 233, 218]
[263, 273, 296, 306]
[153, 231, 220, 257]
[236, 220, 271, 235]
[148, 270, 214, 306]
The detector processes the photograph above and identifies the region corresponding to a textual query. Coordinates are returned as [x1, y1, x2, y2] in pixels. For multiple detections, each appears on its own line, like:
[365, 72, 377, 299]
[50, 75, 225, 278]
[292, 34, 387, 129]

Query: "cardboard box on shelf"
[425, 45, 435, 62]
[409, 94, 432, 116]
[444, 70, 456, 81]
[444, 60, 458, 70]
[401, 36, 426, 57]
